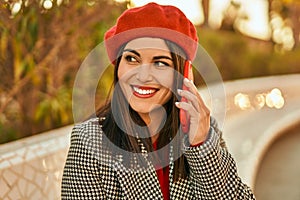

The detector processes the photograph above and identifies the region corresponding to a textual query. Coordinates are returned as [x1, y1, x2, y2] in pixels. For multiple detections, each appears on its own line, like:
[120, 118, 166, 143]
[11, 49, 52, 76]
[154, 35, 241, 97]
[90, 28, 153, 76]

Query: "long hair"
[96, 39, 189, 181]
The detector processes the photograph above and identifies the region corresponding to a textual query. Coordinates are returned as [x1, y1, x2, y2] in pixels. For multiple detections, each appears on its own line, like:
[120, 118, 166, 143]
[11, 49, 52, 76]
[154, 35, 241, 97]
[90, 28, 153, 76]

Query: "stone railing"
[0, 126, 72, 199]
[1, 74, 300, 199]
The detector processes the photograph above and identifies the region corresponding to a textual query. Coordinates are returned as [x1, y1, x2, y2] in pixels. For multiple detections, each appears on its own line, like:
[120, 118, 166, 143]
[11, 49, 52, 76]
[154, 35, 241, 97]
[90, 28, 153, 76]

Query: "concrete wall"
[0, 126, 72, 199]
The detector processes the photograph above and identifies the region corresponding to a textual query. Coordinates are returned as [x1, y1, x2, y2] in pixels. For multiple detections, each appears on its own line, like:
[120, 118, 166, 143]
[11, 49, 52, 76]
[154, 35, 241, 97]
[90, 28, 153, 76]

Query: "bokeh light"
[234, 93, 251, 110]
[234, 88, 285, 111]
[43, 0, 53, 10]
[254, 94, 265, 109]
[265, 88, 285, 109]
[11, 2, 22, 16]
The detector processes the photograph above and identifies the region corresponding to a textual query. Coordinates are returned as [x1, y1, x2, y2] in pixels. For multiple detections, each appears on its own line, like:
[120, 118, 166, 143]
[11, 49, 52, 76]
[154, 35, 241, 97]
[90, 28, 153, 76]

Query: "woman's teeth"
[133, 86, 156, 95]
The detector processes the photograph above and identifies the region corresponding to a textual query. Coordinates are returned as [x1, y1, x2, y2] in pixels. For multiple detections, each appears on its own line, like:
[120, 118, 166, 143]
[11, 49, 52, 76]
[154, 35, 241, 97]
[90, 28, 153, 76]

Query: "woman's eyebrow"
[153, 55, 172, 60]
[123, 49, 172, 61]
[123, 49, 140, 57]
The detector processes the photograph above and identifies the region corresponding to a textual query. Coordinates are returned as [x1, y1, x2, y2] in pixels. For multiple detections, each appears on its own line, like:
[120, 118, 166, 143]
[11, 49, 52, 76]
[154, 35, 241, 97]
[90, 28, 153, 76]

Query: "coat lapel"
[111, 143, 193, 199]
[169, 146, 194, 199]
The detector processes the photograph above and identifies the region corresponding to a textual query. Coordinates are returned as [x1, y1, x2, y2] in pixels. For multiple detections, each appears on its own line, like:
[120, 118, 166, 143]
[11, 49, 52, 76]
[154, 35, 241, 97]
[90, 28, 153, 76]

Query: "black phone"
[179, 60, 193, 133]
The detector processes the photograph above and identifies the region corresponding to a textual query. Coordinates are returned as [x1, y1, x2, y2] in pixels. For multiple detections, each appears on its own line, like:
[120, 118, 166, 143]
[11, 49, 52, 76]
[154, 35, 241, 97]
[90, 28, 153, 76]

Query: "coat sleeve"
[61, 123, 106, 199]
[184, 118, 256, 199]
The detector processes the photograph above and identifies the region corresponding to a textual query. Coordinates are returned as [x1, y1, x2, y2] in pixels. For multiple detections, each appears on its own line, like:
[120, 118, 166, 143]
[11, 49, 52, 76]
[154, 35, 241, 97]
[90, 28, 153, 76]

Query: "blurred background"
[0, 0, 300, 199]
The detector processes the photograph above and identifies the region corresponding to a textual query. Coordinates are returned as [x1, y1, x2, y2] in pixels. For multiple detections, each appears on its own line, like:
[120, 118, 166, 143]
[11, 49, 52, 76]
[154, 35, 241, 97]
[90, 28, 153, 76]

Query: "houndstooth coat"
[61, 117, 256, 199]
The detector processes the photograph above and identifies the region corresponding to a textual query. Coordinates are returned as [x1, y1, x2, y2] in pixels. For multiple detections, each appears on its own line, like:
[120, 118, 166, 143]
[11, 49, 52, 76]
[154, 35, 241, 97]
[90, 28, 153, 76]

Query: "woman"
[61, 2, 256, 199]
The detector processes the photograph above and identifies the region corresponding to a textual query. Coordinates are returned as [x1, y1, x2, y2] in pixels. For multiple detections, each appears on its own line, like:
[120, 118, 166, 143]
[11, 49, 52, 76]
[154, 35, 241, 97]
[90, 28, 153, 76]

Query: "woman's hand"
[175, 78, 211, 146]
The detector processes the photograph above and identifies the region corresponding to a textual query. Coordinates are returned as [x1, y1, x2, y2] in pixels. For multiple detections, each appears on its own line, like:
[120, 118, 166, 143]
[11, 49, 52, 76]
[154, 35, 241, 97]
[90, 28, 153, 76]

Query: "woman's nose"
[136, 64, 153, 82]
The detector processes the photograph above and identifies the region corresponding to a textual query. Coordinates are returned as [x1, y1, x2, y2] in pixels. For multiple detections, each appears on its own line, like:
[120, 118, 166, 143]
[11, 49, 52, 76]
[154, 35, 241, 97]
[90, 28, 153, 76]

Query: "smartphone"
[180, 60, 193, 133]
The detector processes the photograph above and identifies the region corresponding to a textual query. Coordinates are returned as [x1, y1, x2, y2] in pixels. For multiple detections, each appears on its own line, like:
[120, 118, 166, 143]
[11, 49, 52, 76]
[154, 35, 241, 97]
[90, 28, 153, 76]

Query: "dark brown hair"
[96, 39, 189, 181]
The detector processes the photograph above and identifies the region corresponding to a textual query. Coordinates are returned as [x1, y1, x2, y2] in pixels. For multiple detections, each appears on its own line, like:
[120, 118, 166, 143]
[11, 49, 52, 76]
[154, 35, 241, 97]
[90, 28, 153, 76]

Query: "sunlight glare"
[209, 0, 231, 29]
[234, 93, 251, 110]
[234, 0, 271, 40]
[11, 2, 21, 15]
[130, 0, 204, 25]
[234, 88, 285, 111]
[43, 0, 53, 9]
[270, 13, 295, 50]
[265, 88, 284, 109]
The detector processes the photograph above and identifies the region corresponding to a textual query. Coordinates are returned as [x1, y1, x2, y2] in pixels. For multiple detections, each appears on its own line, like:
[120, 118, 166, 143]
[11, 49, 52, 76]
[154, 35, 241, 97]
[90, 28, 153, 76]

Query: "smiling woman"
[61, 2, 256, 199]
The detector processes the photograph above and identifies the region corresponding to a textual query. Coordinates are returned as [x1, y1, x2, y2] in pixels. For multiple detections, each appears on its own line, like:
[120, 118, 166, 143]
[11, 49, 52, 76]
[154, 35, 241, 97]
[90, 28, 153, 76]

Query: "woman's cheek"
[156, 70, 174, 89]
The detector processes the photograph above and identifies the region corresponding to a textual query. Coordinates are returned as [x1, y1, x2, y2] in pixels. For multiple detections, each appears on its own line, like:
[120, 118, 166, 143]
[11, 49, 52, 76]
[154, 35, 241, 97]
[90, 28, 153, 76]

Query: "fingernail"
[175, 102, 180, 107]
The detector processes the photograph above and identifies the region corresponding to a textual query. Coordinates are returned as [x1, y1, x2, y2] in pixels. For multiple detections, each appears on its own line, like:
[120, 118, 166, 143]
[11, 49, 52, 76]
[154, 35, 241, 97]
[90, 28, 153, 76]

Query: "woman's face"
[117, 37, 174, 118]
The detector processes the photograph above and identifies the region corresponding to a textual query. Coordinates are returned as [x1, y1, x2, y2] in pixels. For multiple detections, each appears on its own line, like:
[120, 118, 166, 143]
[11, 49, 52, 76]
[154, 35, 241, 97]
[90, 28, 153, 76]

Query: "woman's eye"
[125, 55, 138, 63]
[154, 61, 170, 68]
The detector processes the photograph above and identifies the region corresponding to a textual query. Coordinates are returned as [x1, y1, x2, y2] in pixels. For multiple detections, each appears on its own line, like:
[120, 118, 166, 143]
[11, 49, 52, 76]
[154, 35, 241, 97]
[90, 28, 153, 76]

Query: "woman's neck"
[138, 107, 166, 143]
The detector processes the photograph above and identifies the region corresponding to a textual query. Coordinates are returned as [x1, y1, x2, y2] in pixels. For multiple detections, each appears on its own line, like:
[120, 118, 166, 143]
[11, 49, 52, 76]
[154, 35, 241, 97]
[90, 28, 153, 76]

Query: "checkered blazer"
[61, 117, 255, 199]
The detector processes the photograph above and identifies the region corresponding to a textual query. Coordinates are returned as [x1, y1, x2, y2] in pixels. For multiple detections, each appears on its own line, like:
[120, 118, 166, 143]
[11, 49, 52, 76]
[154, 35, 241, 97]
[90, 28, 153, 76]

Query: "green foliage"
[0, 124, 19, 144]
[0, 0, 125, 144]
[198, 28, 300, 81]
[35, 86, 72, 127]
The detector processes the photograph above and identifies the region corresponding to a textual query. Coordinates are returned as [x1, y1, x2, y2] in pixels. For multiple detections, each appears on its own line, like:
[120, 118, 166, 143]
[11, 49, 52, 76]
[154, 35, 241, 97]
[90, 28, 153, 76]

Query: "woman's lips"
[132, 85, 158, 98]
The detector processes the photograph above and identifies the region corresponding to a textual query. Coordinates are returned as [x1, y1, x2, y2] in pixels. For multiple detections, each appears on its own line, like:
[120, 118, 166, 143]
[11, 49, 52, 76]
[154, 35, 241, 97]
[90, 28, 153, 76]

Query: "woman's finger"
[175, 101, 198, 116]
[177, 89, 200, 111]
[179, 78, 208, 111]
[182, 78, 198, 95]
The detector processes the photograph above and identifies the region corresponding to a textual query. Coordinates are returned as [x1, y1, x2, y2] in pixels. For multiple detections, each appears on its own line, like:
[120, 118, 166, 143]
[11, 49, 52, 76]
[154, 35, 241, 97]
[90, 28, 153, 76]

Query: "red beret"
[104, 2, 198, 63]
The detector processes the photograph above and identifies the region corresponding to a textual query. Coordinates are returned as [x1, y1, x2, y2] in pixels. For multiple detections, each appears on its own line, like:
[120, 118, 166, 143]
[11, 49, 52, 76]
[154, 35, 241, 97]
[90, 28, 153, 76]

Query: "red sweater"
[152, 141, 170, 200]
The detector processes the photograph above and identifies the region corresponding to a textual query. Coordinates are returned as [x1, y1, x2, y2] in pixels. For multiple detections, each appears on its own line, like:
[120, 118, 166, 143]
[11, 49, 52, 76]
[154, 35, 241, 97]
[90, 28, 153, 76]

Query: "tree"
[0, 0, 125, 143]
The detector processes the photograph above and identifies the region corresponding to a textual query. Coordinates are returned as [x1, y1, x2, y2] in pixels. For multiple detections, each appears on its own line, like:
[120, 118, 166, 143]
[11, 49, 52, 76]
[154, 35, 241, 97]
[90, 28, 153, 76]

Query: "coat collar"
[112, 142, 192, 199]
